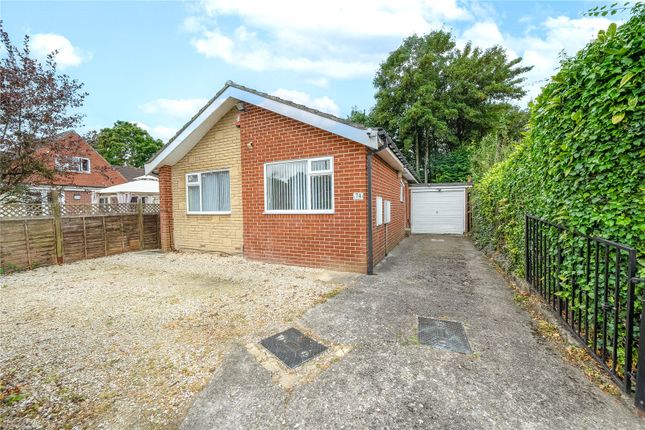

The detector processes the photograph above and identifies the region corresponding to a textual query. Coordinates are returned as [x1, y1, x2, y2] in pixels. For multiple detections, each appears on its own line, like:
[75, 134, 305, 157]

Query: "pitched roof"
[113, 165, 146, 182]
[145, 81, 417, 182]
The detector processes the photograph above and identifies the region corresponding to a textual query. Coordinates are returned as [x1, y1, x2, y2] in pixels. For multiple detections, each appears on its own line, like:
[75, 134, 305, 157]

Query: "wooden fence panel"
[143, 215, 159, 249]
[26, 219, 57, 268]
[122, 215, 139, 250]
[0, 220, 30, 271]
[105, 216, 125, 255]
[0, 204, 159, 273]
[62, 217, 86, 262]
[85, 217, 108, 259]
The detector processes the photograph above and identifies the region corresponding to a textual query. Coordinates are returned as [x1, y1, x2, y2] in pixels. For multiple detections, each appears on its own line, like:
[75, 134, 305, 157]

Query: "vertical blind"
[187, 171, 230, 213]
[266, 158, 333, 212]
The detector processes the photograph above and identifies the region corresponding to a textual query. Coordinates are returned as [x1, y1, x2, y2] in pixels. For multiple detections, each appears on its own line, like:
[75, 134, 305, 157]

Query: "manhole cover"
[418, 317, 471, 354]
[260, 328, 327, 368]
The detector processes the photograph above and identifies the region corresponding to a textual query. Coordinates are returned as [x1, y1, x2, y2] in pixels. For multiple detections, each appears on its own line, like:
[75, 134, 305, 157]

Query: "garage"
[411, 184, 470, 234]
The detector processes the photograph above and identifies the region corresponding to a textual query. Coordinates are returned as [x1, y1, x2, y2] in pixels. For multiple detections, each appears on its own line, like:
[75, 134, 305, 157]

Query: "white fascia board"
[145, 86, 378, 174]
[145, 95, 237, 174]
[411, 184, 471, 191]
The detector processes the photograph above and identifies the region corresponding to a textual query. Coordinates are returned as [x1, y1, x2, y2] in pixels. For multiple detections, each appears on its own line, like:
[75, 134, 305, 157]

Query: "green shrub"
[473, 5, 644, 274]
[472, 4, 644, 376]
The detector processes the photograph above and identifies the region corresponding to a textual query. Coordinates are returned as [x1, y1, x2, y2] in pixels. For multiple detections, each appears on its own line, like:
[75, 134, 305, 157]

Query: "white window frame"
[56, 156, 91, 173]
[264, 156, 334, 214]
[384, 200, 391, 224]
[376, 196, 383, 226]
[185, 169, 231, 215]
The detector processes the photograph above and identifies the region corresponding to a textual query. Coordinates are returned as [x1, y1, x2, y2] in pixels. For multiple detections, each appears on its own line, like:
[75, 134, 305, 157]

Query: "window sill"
[264, 210, 335, 215]
[186, 211, 232, 216]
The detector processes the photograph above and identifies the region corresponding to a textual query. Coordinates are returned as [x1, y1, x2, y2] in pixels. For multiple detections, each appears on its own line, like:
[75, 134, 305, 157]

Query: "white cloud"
[459, 15, 615, 104]
[139, 98, 208, 117]
[460, 21, 506, 51]
[191, 26, 377, 79]
[199, 0, 470, 37]
[31, 33, 87, 68]
[135, 122, 178, 141]
[306, 77, 330, 88]
[187, 0, 471, 79]
[271, 89, 340, 116]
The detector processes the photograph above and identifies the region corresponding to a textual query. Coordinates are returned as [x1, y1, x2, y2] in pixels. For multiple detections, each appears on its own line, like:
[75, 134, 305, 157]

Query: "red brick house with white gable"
[145, 82, 417, 273]
[26, 131, 127, 205]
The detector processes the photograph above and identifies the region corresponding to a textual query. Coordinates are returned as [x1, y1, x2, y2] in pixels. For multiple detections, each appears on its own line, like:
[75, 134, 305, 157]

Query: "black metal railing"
[525, 214, 644, 409]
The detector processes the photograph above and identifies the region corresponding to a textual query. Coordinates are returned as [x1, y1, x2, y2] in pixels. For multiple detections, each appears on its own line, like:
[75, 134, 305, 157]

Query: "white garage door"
[411, 189, 465, 234]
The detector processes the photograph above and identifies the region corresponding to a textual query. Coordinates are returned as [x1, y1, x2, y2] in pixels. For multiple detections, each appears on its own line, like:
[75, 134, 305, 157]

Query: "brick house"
[145, 82, 417, 273]
[26, 131, 127, 205]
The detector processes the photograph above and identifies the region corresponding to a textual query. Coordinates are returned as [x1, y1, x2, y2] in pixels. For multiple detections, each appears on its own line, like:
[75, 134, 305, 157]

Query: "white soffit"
[145, 86, 379, 174]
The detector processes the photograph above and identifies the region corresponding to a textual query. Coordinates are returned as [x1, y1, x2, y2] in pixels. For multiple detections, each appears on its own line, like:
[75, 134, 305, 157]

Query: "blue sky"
[0, 1, 626, 141]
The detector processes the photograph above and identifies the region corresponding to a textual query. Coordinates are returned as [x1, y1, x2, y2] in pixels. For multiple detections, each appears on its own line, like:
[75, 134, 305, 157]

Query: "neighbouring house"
[96, 175, 160, 204]
[25, 131, 127, 205]
[113, 165, 145, 182]
[145, 81, 417, 273]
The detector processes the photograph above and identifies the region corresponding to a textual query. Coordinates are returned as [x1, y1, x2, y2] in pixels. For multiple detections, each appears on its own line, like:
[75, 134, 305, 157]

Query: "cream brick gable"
[171, 108, 243, 253]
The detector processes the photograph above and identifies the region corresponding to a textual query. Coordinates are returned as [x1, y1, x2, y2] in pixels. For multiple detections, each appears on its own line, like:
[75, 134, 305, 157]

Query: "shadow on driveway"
[181, 235, 643, 429]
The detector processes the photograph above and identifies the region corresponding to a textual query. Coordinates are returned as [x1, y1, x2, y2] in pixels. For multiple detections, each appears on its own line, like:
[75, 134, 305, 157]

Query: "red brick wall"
[63, 190, 92, 204]
[239, 105, 369, 273]
[371, 155, 407, 265]
[158, 165, 174, 251]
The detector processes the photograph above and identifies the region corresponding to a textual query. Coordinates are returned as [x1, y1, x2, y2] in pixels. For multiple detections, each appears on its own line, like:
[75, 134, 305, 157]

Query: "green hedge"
[472, 7, 644, 275]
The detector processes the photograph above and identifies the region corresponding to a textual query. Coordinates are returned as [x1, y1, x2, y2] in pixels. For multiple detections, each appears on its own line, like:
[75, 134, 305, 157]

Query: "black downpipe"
[366, 134, 388, 275]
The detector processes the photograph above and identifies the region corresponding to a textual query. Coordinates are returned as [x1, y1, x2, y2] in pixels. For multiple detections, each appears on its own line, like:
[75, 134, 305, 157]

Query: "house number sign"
[353, 192, 364, 201]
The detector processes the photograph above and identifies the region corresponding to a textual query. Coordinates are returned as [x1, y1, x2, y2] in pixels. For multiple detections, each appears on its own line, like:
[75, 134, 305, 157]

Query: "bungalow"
[145, 82, 417, 273]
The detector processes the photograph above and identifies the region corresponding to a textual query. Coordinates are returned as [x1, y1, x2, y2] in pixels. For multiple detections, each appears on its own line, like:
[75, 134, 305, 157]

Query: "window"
[384, 200, 391, 224]
[186, 170, 231, 214]
[56, 157, 91, 173]
[376, 196, 383, 226]
[264, 157, 333, 213]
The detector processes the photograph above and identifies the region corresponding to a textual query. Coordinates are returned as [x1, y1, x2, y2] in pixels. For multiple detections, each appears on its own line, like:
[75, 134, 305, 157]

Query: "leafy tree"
[470, 106, 529, 180]
[346, 106, 373, 127]
[430, 146, 472, 183]
[92, 121, 163, 168]
[369, 30, 531, 182]
[0, 22, 87, 202]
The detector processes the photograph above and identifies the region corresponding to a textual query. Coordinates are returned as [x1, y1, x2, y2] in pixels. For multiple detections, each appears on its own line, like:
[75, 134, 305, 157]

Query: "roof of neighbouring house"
[29, 130, 127, 188]
[145, 81, 418, 182]
[114, 166, 146, 182]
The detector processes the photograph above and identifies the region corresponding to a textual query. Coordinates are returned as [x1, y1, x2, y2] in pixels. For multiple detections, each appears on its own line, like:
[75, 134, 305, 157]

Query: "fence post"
[51, 191, 64, 264]
[137, 200, 144, 250]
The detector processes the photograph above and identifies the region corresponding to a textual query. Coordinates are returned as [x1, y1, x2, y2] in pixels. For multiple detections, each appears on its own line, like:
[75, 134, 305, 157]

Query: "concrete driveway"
[181, 235, 643, 429]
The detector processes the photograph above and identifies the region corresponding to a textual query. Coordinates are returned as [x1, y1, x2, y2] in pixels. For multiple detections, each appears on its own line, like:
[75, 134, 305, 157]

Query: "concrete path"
[181, 236, 643, 429]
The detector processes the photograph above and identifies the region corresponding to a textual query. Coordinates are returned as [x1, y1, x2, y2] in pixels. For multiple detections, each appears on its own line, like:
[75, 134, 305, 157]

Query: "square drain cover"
[418, 317, 471, 354]
[261, 328, 327, 368]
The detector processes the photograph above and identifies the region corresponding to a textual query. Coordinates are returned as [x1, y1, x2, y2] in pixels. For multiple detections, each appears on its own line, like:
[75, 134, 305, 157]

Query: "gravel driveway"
[0, 251, 353, 429]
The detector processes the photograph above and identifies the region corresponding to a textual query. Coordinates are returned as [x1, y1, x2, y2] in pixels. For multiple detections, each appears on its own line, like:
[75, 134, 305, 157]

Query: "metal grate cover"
[418, 317, 472, 354]
[261, 328, 327, 368]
